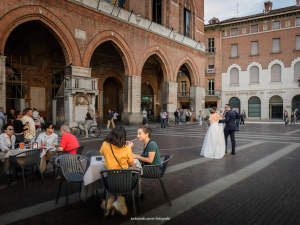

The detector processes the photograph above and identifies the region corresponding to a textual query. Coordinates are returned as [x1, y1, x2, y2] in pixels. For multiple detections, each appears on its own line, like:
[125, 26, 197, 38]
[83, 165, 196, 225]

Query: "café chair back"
[141, 154, 173, 206]
[100, 169, 140, 224]
[9, 149, 45, 189]
[55, 154, 90, 207]
[85, 150, 103, 168]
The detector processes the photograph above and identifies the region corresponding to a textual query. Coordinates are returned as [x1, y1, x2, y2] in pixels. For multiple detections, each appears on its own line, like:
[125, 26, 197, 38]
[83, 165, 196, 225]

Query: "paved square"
[1, 122, 300, 225]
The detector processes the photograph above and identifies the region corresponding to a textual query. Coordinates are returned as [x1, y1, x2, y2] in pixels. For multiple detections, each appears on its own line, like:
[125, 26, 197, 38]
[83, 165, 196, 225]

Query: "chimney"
[297, 0, 300, 6]
[264, 1, 273, 13]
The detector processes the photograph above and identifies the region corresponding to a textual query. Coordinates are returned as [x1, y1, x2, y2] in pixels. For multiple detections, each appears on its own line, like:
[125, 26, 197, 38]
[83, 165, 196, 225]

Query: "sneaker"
[84, 136, 89, 139]
[112, 196, 127, 216]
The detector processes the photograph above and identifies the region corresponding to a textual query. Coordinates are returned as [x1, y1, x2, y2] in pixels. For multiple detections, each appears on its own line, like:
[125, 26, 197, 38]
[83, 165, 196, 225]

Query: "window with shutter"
[251, 25, 258, 33]
[251, 42, 258, 55]
[296, 18, 300, 26]
[272, 38, 280, 53]
[294, 62, 300, 81]
[250, 66, 259, 83]
[248, 97, 261, 117]
[296, 36, 300, 50]
[231, 44, 238, 58]
[230, 68, 239, 84]
[272, 21, 280, 29]
[231, 28, 238, 36]
[271, 64, 281, 82]
[208, 58, 214, 69]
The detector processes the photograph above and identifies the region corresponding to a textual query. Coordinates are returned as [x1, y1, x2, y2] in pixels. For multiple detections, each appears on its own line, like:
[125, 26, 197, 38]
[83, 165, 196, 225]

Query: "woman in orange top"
[100, 126, 134, 216]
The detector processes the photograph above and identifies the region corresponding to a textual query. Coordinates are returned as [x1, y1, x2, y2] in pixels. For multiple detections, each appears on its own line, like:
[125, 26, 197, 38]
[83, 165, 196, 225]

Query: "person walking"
[178, 109, 181, 124]
[295, 109, 299, 123]
[186, 109, 190, 124]
[291, 111, 296, 125]
[199, 110, 203, 125]
[142, 109, 148, 125]
[174, 109, 179, 125]
[190, 110, 194, 123]
[160, 110, 167, 130]
[114, 111, 119, 126]
[0, 107, 5, 132]
[284, 110, 288, 125]
[240, 110, 246, 126]
[107, 110, 115, 129]
[84, 107, 94, 138]
[235, 109, 241, 131]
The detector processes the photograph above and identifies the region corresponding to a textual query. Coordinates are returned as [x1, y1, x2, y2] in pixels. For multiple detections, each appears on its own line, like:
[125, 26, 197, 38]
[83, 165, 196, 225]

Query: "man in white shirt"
[142, 109, 148, 125]
[32, 108, 39, 121]
[0, 124, 16, 160]
[36, 123, 58, 148]
[22, 108, 36, 141]
[160, 110, 167, 130]
[113, 111, 119, 125]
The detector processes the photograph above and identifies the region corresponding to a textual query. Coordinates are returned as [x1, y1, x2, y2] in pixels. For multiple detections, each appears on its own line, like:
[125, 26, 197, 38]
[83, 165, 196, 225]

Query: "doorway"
[271, 106, 283, 119]
[269, 95, 283, 119]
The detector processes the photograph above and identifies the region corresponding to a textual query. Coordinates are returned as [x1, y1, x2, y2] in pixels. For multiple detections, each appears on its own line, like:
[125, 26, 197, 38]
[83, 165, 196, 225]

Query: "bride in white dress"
[200, 107, 225, 159]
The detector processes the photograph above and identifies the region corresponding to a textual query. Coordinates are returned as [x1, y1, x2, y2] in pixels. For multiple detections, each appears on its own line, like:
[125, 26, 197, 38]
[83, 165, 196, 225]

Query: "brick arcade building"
[205, 1, 300, 120]
[0, 0, 206, 126]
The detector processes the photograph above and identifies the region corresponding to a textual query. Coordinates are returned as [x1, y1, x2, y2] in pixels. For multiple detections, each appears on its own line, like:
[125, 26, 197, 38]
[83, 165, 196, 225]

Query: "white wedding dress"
[200, 118, 225, 159]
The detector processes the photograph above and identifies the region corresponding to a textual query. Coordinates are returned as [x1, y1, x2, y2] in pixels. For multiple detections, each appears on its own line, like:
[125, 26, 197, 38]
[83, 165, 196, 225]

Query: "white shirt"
[36, 132, 58, 148]
[0, 133, 16, 152]
[22, 115, 36, 140]
[0, 112, 5, 125]
[33, 111, 39, 120]
[114, 113, 119, 120]
[160, 112, 167, 119]
[186, 111, 191, 116]
[143, 111, 147, 118]
[38, 117, 45, 123]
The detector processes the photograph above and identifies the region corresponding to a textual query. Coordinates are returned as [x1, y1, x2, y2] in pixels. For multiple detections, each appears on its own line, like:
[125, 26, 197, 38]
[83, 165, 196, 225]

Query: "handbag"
[109, 144, 137, 186]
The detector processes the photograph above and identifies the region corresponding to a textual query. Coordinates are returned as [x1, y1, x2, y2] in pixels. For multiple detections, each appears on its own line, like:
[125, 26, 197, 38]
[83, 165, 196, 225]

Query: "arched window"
[248, 97, 261, 117]
[292, 95, 300, 111]
[271, 64, 281, 82]
[230, 68, 239, 84]
[249, 66, 259, 83]
[294, 62, 300, 81]
[229, 97, 240, 112]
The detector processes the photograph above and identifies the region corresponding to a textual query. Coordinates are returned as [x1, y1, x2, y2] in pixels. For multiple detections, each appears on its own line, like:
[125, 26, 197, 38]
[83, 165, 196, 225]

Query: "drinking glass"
[20, 143, 24, 149]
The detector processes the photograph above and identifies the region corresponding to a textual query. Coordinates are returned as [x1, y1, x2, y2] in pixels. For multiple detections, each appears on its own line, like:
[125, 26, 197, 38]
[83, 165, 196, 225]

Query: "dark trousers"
[235, 119, 240, 130]
[224, 130, 236, 153]
[240, 119, 244, 125]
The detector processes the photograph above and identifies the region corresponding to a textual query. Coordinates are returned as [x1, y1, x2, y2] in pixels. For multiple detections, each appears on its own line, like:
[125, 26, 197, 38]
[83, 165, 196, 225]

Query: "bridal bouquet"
[203, 114, 210, 121]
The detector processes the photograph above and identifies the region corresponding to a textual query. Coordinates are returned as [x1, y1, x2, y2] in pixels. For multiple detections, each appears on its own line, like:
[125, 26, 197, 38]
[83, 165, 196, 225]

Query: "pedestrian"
[178, 109, 181, 123]
[284, 110, 288, 125]
[107, 110, 115, 129]
[37, 114, 45, 131]
[32, 108, 39, 121]
[150, 109, 154, 121]
[295, 109, 299, 123]
[190, 110, 194, 123]
[114, 111, 119, 126]
[0, 107, 5, 132]
[174, 109, 179, 125]
[291, 111, 296, 125]
[186, 109, 190, 124]
[240, 110, 246, 126]
[142, 108, 148, 125]
[199, 110, 203, 125]
[160, 110, 167, 130]
[235, 108, 240, 131]
[22, 108, 36, 142]
[84, 107, 94, 138]
[92, 110, 98, 125]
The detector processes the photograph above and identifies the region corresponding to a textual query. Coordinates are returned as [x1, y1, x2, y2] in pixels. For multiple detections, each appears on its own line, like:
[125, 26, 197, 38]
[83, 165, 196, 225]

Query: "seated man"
[36, 123, 58, 148]
[56, 125, 79, 154]
[0, 124, 16, 160]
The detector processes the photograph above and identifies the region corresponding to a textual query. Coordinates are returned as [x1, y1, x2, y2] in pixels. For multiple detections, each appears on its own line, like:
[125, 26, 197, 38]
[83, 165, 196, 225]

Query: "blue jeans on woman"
[161, 118, 166, 128]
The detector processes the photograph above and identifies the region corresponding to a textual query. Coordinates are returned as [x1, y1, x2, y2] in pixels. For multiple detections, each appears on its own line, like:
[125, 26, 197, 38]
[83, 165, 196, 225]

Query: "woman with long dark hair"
[13, 110, 28, 143]
[100, 125, 134, 216]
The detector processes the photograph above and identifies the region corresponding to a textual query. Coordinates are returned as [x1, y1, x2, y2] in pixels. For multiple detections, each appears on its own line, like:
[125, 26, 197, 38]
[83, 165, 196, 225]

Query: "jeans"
[178, 116, 181, 123]
[161, 118, 166, 128]
[114, 119, 117, 125]
[235, 119, 240, 130]
[284, 117, 288, 125]
[143, 117, 147, 125]
[85, 120, 92, 136]
[291, 119, 295, 124]
[199, 116, 202, 125]
[240, 119, 244, 125]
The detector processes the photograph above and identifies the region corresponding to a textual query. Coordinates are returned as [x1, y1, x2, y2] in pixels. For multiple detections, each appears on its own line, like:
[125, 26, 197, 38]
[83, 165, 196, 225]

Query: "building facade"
[0, 0, 206, 126]
[205, 1, 300, 120]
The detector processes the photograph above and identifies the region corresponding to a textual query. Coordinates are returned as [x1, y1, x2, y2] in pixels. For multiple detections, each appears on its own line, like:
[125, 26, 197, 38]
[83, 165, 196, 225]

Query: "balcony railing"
[205, 90, 221, 98]
[206, 47, 216, 53]
[178, 92, 189, 98]
[206, 69, 215, 74]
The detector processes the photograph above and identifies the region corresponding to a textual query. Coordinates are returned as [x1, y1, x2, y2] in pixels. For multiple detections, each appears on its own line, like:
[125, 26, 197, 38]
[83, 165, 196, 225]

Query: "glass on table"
[19, 143, 24, 149]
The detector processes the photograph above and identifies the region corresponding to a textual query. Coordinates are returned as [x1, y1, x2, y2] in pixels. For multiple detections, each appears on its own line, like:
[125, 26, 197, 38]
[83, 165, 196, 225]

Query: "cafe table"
[1, 146, 56, 174]
[81, 156, 143, 201]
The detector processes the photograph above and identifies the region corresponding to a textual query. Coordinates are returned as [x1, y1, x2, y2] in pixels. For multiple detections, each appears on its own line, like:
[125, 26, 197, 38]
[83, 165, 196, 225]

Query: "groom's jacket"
[219, 110, 236, 131]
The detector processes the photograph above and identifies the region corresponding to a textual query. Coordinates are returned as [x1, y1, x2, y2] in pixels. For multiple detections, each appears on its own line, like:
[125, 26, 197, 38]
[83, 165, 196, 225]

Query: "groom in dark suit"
[219, 104, 236, 154]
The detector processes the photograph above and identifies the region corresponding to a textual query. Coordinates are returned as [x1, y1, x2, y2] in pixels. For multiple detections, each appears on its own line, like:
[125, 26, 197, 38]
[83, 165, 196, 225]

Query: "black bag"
[15, 134, 24, 143]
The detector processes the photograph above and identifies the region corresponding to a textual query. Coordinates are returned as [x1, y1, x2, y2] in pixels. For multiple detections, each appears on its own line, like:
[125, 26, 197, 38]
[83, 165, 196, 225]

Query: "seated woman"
[0, 124, 16, 160]
[100, 126, 134, 216]
[133, 126, 161, 166]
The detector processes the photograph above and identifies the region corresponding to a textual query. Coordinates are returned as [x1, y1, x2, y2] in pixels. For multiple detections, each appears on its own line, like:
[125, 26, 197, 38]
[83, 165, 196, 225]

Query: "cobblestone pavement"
[1, 122, 300, 225]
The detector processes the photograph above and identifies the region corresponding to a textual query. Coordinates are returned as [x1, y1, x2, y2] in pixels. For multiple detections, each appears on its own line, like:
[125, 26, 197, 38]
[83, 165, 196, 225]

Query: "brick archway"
[138, 46, 173, 82]
[174, 56, 199, 86]
[0, 5, 81, 66]
[82, 31, 136, 76]
[98, 70, 124, 91]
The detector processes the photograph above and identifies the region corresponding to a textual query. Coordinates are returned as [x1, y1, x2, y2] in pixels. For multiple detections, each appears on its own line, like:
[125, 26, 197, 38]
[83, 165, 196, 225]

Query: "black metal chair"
[85, 150, 103, 159]
[100, 169, 140, 224]
[55, 154, 90, 207]
[9, 149, 45, 189]
[141, 154, 173, 206]
[49, 145, 85, 178]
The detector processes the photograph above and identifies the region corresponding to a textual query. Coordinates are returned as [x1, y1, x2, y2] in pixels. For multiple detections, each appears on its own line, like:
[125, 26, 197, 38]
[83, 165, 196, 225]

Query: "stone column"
[153, 94, 156, 117]
[162, 82, 178, 119]
[123, 75, 142, 125]
[0, 56, 6, 112]
[157, 90, 162, 114]
[99, 90, 104, 123]
[189, 86, 205, 121]
[119, 92, 124, 120]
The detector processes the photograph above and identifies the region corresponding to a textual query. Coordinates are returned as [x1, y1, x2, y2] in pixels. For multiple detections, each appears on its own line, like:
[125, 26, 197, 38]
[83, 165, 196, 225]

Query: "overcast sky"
[204, 0, 297, 24]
